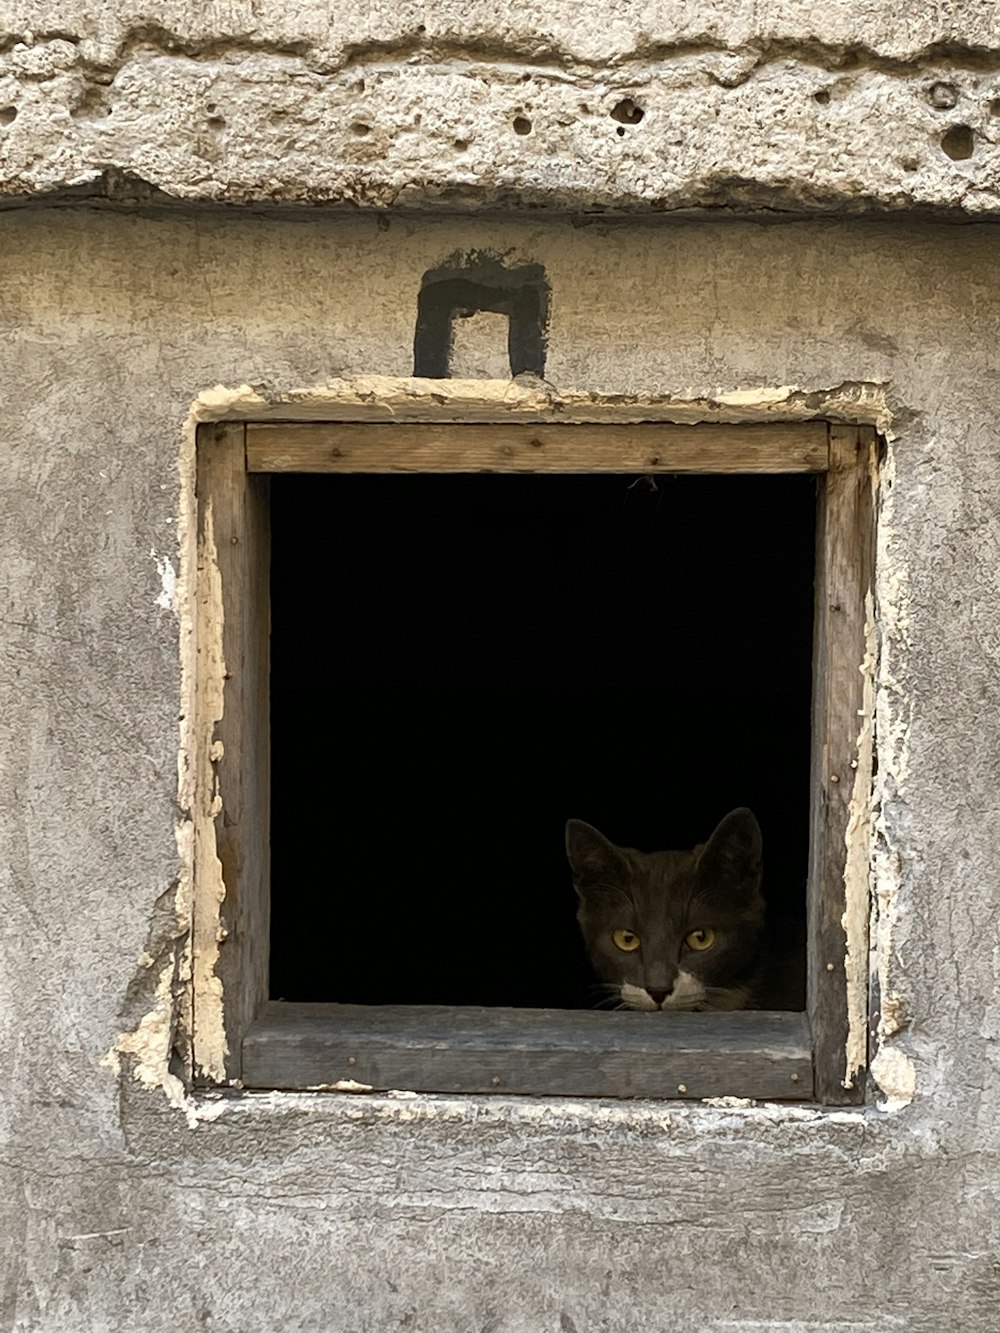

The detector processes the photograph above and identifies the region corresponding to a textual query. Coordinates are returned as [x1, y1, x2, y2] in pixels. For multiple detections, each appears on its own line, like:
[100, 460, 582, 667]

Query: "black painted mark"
[413, 251, 550, 378]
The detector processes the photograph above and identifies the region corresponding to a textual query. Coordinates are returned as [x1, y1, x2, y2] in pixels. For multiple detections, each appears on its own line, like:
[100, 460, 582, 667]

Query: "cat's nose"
[646, 988, 670, 1007]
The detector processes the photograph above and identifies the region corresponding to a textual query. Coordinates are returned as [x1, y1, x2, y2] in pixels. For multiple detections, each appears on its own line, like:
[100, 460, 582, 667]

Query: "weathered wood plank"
[808, 424, 877, 1105]
[246, 422, 829, 474]
[243, 1003, 813, 1100]
[195, 423, 270, 1082]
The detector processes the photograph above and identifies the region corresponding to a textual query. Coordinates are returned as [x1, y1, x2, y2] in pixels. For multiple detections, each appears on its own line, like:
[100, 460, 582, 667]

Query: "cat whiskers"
[587, 983, 626, 1011]
[698, 985, 751, 1012]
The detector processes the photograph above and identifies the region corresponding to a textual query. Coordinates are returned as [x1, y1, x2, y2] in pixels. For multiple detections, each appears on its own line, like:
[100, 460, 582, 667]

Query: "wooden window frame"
[194, 419, 876, 1105]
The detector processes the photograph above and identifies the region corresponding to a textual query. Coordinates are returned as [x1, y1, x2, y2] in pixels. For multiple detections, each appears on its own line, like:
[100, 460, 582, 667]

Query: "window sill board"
[242, 1003, 813, 1100]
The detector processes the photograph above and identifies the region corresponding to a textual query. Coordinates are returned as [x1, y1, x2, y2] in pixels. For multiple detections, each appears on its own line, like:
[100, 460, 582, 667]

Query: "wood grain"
[195, 423, 270, 1082]
[246, 422, 829, 475]
[808, 424, 877, 1105]
[243, 1003, 814, 1100]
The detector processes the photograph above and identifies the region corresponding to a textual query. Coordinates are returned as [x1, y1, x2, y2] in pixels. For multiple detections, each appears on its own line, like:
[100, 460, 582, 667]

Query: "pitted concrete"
[3, 7, 1000, 212]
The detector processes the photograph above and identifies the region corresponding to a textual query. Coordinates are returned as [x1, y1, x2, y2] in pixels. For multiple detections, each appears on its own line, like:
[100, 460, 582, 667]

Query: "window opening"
[269, 473, 813, 1014]
[193, 420, 875, 1104]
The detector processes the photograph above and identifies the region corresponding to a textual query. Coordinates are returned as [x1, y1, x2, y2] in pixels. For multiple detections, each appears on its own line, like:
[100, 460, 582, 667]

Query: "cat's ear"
[565, 819, 628, 894]
[696, 808, 763, 901]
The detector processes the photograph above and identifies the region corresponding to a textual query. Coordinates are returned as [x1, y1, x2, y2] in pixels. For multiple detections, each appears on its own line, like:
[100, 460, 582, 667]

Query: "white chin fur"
[620, 982, 659, 1011]
[620, 972, 706, 1012]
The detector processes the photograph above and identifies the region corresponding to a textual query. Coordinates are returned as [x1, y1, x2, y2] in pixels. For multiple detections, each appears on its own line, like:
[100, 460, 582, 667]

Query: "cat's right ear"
[565, 820, 627, 895]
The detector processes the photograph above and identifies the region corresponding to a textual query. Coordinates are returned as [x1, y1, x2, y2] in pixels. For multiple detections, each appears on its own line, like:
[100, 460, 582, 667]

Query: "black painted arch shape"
[413, 257, 550, 378]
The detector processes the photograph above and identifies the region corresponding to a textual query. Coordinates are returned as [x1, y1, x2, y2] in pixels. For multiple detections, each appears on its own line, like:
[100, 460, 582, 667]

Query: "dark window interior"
[269, 473, 815, 1010]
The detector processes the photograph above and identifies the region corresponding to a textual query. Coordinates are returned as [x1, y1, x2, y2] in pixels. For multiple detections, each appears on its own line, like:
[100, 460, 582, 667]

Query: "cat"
[565, 809, 766, 1012]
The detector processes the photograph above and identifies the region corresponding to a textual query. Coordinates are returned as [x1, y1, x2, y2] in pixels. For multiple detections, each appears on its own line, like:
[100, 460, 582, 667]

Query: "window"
[193, 418, 876, 1104]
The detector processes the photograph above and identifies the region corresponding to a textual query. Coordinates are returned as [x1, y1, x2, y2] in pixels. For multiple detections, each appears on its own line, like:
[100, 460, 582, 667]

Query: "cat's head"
[565, 809, 765, 1012]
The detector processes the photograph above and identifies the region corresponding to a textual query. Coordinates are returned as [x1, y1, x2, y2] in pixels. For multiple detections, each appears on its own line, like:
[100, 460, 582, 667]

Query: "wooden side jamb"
[808, 424, 877, 1105]
[194, 422, 270, 1083]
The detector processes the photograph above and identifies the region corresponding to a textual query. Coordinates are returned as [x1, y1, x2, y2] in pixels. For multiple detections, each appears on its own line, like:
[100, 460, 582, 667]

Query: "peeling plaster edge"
[181, 375, 896, 429]
[869, 439, 915, 1110]
[189, 1087, 870, 1132]
[111, 375, 913, 1121]
[839, 435, 881, 1091]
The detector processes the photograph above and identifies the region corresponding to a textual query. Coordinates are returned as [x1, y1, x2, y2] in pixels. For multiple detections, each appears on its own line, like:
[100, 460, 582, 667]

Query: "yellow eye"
[612, 929, 641, 952]
[685, 927, 716, 952]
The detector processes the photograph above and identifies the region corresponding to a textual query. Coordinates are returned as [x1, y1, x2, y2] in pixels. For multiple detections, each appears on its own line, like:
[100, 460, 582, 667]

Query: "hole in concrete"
[901, 157, 919, 172]
[941, 124, 974, 160]
[0, 106, 17, 126]
[611, 98, 644, 125]
[813, 89, 830, 106]
[350, 122, 372, 136]
[616, 125, 626, 137]
[453, 138, 469, 152]
[928, 81, 959, 110]
[991, 98, 1000, 116]
[513, 115, 532, 135]
[71, 88, 110, 121]
[206, 115, 226, 132]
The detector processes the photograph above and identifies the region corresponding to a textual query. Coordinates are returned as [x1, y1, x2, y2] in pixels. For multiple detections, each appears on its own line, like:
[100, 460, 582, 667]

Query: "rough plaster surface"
[2, 208, 1000, 1329]
[5, 4, 1000, 213]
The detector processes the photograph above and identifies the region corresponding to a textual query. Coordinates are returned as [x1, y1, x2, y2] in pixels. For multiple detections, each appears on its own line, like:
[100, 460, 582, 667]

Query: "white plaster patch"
[151, 547, 177, 612]
[870, 1045, 916, 1111]
[306, 1080, 375, 1093]
[102, 956, 181, 1093]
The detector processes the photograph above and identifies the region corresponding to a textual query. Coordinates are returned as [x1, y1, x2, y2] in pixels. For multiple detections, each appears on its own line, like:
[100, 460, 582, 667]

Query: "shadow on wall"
[412, 251, 550, 378]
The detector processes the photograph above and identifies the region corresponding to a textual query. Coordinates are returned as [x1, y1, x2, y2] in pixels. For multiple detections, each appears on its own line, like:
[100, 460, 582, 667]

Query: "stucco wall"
[1, 205, 999, 1329]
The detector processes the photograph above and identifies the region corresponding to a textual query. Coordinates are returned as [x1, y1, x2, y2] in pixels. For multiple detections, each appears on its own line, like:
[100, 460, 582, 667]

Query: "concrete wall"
[2, 205, 1000, 1329]
[4, 4, 1000, 214]
[3, 1, 1000, 1328]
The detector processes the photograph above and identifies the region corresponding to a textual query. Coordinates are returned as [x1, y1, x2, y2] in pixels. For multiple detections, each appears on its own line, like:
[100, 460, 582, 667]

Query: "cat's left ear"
[565, 819, 628, 896]
[696, 807, 763, 901]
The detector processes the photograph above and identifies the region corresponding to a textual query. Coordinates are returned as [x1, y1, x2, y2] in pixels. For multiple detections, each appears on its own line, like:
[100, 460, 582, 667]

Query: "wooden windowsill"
[242, 1003, 813, 1101]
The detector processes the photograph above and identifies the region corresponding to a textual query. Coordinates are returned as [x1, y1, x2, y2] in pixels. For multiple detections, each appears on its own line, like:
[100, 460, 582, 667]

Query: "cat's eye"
[685, 927, 716, 952]
[611, 929, 641, 952]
